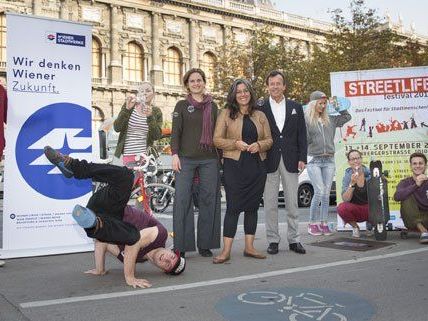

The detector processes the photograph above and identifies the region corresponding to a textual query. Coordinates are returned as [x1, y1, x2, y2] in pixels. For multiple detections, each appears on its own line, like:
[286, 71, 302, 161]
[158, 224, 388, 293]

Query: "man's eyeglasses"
[411, 161, 426, 166]
[349, 157, 362, 161]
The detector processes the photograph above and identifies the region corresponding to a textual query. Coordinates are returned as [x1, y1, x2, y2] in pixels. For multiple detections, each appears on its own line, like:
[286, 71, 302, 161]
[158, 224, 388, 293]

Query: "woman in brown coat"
[213, 79, 272, 263]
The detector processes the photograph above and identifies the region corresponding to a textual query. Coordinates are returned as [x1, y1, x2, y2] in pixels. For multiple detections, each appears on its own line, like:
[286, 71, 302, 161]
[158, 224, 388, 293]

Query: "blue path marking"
[216, 287, 374, 321]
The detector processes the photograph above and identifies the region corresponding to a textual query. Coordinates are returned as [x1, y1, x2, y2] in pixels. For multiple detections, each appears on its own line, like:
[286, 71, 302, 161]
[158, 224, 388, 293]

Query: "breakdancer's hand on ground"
[126, 277, 152, 289]
[84, 268, 109, 276]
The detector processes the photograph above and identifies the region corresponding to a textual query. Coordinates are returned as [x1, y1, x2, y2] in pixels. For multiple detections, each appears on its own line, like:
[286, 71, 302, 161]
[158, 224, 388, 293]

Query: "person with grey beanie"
[305, 91, 351, 236]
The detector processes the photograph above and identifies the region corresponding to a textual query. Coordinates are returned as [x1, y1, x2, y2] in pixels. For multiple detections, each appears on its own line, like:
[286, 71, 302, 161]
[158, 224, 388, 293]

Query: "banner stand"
[2, 14, 94, 258]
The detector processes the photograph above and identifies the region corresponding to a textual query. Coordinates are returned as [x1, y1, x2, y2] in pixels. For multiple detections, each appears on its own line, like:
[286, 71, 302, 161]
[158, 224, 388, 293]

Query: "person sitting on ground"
[337, 149, 371, 238]
[393, 152, 428, 244]
[43, 146, 185, 288]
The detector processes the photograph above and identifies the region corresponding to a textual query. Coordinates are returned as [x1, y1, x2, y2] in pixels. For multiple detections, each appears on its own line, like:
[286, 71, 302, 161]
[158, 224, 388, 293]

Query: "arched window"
[92, 37, 102, 79]
[164, 47, 181, 86]
[200, 52, 216, 90]
[92, 106, 105, 131]
[123, 42, 144, 82]
[0, 13, 6, 65]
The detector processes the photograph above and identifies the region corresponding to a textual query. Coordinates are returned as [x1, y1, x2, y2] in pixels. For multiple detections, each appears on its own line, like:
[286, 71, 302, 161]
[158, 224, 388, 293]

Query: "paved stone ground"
[1, 200, 427, 321]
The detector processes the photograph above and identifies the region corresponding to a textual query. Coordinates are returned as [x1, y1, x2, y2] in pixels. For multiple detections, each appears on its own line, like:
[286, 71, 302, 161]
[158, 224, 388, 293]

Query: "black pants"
[70, 159, 140, 245]
[223, 210, 257, 238]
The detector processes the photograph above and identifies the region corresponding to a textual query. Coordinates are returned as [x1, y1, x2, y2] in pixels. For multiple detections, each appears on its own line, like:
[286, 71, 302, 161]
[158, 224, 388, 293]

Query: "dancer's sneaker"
[72, 205, 96, 229]
[44, 146, 74, 178]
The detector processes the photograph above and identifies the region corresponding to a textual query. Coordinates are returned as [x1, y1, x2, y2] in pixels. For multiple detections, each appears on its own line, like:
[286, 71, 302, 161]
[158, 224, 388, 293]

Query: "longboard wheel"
[373, 168, 380, 177]
[374, 223, 387, 241]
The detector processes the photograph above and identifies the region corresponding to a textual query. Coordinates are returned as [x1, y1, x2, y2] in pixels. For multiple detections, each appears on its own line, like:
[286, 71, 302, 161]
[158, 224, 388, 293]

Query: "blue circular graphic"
[216, 287, 375, 321]
[16, 103, 92, 199]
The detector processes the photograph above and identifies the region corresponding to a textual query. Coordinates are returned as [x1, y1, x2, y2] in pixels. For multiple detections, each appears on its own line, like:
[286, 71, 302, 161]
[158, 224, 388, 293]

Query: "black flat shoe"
[198, 249, 213, 257]
[267, 242, 279, 255]
[289, 242, 306, 254]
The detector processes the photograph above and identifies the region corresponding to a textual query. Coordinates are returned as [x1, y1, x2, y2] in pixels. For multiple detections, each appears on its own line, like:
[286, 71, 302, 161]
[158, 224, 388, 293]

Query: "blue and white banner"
[1, 14, 93, 258]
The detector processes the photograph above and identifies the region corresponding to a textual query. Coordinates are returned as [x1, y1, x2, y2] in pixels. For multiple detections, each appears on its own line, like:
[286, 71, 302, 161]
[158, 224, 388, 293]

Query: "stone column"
[222, 24, 232, 46]
[59, 0, 67, 20]
[150, 12, 163, 86]
[189, 19, 198, 68]
[32, 0, 43, 16]
[108, 5, 122, 84]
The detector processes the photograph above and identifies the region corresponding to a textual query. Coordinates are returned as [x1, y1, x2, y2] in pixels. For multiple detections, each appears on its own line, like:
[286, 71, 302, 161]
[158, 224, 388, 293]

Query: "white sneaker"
[352, 227, 360, 238]
[0, 260, 5, 267]
[420, 232, 428, 244]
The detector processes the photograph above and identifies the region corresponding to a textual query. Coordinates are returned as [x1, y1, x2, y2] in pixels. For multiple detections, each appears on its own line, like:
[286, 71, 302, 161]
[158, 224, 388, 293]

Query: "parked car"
[261, 169, 336, 208]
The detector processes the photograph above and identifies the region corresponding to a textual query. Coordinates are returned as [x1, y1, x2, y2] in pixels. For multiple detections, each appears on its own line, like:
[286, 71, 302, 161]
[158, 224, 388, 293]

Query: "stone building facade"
[0, 0, 424, 127]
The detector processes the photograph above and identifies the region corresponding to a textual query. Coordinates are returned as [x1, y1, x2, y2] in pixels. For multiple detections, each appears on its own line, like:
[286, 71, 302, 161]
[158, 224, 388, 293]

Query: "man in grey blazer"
[259, 70, 307, 255]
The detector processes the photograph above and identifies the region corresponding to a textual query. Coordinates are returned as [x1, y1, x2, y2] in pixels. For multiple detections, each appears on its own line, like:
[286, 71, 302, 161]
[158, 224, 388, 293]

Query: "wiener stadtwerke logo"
[16, 103, 92, 199]
[45, 32, 86, 47]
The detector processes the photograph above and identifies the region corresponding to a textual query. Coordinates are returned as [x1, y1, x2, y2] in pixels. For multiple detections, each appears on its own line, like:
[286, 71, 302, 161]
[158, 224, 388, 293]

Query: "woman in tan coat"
[213, 79, 272, 264]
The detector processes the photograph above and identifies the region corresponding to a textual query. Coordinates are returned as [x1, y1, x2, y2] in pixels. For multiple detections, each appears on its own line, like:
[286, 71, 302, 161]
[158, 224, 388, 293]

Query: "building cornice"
[153, 0, 331, 37]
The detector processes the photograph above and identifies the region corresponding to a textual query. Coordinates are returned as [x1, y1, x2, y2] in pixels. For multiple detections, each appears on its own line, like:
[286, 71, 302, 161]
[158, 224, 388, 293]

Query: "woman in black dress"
[213, 79, 272, 263]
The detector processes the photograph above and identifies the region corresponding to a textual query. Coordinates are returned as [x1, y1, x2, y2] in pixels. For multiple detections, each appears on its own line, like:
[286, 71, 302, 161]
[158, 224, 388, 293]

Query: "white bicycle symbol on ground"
[237, 291, 348, 321]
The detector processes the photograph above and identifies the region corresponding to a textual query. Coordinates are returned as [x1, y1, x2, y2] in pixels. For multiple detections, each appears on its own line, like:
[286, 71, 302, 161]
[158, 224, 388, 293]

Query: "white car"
[261, 169, 336, 208]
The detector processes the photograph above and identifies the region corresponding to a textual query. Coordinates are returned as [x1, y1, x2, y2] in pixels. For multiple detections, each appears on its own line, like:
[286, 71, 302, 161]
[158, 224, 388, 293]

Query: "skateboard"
[327, 96, 351, 115]
[367, 160, 390, 241]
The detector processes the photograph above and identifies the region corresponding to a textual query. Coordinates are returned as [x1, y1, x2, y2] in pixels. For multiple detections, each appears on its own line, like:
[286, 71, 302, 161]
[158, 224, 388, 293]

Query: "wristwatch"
[349, 183, 356, 189]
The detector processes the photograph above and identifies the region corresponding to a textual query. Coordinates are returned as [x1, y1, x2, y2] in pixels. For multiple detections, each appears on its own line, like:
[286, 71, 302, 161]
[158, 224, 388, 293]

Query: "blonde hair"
[305, 100, 329, 126]
[137, 81, 155, 93]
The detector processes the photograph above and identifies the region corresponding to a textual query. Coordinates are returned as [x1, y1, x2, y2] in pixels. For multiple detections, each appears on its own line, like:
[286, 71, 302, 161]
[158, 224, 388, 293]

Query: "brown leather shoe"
[243, 251, 267, 259]
[213, 256, 230, 264]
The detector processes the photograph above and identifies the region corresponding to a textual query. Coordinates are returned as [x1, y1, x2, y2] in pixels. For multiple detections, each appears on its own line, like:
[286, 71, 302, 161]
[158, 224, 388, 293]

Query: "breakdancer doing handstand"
[44, 146, 185, 288]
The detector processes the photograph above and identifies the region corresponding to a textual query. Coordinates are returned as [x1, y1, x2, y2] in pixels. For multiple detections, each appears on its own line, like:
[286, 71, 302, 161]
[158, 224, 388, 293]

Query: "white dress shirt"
[269, 96, 286, 131]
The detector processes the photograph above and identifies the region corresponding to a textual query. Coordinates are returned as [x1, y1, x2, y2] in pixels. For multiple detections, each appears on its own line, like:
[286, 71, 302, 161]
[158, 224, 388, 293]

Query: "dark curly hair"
[226, 79, 257, 120]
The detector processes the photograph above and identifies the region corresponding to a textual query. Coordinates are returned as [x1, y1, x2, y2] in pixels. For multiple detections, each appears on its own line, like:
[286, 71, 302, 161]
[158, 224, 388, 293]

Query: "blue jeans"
[307, 156, 335, 223]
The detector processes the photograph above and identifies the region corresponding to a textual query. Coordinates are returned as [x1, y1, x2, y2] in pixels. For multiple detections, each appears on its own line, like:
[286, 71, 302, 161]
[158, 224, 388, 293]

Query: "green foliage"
[212, 0, 427, 105]
[302, 0, 427, 99]
[213, 25, 308, 104]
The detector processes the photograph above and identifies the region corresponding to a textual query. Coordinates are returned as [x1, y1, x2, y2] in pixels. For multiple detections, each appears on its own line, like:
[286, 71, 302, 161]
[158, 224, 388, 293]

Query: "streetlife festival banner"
[331, 66, 428, 230]
[1, 14, 94, 258]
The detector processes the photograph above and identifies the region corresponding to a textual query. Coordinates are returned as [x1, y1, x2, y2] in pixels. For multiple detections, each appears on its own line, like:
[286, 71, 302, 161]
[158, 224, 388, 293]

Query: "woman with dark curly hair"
[213, 79, 272, 264]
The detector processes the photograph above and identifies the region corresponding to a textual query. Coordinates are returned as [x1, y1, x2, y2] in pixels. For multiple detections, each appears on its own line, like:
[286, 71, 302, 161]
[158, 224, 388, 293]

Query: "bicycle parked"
[97, 129, 175, 218]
